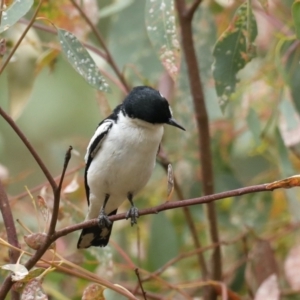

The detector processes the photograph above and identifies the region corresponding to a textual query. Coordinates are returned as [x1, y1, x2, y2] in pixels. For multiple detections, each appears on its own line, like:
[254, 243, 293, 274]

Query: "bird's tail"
[77, 209, 117, 248]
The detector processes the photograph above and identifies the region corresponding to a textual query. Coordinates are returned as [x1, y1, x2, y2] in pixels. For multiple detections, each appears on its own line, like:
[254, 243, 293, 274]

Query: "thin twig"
[135, 268, 147, 300]
[69, 0, 130, 93]
[48, 146, 72, 235]
[0, 0, 43, 75]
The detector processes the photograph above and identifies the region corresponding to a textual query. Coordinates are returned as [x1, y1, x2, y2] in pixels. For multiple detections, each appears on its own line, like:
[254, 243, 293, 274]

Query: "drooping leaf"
[0, 0, 34, 33]
[24, 232, 55, 250]
[2, 263, 29, 281]
[58, 29, 111, 92]
[147, 213, 178, 270]
[212, 2, 257, 111]
[21, 278, 48, 300]
[292, 0, 300, 40]
[145, 0, 181, 81]
[247, 108, 261, 145]
[276, 128, 300, 221]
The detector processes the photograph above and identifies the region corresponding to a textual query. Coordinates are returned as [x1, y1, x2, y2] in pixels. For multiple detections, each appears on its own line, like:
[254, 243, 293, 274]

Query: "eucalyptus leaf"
[145, 0, 180, 81]
[212, 2, 257, 111]
[247, 108, 261, 145]
[0, 0, 33, 33]
[58, 29, 111, 92]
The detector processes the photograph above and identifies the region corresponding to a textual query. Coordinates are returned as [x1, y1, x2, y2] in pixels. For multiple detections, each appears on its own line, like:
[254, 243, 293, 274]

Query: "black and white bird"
[77, 86, 185, 249]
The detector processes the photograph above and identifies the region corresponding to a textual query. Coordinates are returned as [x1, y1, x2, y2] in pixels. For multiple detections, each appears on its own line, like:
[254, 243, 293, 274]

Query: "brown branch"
[52, 182, 271, 241]
[48, 146, 72, 235]
[69, 0, 130, 93]
[186, 0, 202, 20]
[175, 0, 221, 297]
[0, 147, 72, 299]
[0, 0, 43, 75]
[135, 268, 147, 300]
[0, 180, 20, 300]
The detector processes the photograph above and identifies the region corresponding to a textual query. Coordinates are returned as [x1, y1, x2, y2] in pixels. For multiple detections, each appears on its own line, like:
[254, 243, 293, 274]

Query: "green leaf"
[292, 0, 300, 40]
[58, 29, 111, 92]
[147, 213, 178, 271]
[212, 2, 257, 111]
[247, 108, 261, 145]
[276, 129, 300, 221]
[0, 0, 33, 33]
[145, 0, 181, 81]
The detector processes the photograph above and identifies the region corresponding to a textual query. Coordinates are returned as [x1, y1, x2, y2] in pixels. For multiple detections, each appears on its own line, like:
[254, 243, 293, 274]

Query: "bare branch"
[0, 180, 20, 300]
[175, 0, 221, 296]
[135, 268, 147, 300]
[186, 0, 203, 20]
[48, 146, 72, 235]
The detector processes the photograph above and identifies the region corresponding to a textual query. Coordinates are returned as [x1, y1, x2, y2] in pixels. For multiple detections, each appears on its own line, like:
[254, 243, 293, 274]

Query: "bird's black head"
[122, 86, 185, 130]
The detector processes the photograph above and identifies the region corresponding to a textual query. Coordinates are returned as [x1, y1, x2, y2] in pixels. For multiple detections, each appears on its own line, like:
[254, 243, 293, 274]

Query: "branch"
[0, 0, 43, 75]
[0, 147, 72, 299]
[135, 268, 147, 300]
[0, 180, 20, 300]
[52, 182, 274, 240]
[186, 0, 202, 20]
[175, 0, 221, 296]
[69, 0, 130, 93]
[48, 146, 73, 235]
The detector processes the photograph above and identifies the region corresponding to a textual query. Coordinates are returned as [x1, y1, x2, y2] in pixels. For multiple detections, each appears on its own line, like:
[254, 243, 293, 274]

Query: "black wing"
[84, 119, 114, 205]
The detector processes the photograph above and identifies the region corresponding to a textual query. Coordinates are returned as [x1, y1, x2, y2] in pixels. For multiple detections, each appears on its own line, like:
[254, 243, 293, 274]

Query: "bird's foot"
[125, 206, 139, 226]
[98, 209, 112, 228]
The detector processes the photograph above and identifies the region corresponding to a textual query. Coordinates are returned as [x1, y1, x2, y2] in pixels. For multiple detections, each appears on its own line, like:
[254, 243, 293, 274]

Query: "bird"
[77, 86, 185, 249]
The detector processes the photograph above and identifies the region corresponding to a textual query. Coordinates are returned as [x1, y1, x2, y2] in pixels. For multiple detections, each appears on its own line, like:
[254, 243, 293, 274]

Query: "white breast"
[86, 113, 164, 219]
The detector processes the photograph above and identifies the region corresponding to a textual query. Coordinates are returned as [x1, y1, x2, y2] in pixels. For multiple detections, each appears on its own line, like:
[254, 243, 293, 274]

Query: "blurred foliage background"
[1, 0, 300, 299]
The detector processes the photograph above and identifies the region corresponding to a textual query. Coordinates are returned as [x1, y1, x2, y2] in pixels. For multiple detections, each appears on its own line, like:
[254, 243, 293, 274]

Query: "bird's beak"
[166, 118, 185, 131]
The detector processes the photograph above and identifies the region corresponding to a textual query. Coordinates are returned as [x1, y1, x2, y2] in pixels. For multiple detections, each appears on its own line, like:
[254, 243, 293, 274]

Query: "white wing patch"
[84, 120, 114, 162]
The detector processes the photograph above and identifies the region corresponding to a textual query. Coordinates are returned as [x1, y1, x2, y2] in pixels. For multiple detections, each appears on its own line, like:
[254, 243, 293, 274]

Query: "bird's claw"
[125, 206, 139, 226]
[98, 210, 112, 228]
